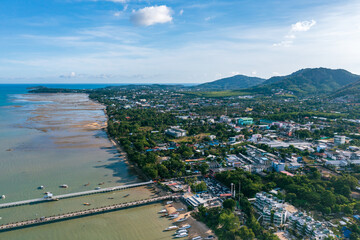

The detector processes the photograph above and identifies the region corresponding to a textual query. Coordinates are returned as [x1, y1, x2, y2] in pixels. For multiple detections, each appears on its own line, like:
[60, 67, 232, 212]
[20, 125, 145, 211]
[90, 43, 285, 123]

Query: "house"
[238, 117, 253, 126]
[165, 127, 187, 138]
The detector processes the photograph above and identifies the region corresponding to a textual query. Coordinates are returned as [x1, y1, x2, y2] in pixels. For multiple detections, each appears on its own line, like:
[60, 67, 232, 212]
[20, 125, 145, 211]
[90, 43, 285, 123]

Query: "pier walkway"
[0, 181, 153, 209]
[0, 194, 178, 232]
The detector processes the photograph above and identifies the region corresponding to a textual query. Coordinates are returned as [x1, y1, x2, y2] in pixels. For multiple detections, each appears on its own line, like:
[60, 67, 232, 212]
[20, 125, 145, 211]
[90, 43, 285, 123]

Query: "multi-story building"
[334, 135, 346, 145]
[238, 117, 253, 126]
[253, 192, 288, 226]
[165, 127, 187, 138]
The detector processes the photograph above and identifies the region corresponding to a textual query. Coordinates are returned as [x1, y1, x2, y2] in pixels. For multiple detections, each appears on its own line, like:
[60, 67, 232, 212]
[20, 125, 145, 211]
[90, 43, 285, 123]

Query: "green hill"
[330, 80, 360, 102]
[195, 75, 265, 90]
[249, 68, 360, 96]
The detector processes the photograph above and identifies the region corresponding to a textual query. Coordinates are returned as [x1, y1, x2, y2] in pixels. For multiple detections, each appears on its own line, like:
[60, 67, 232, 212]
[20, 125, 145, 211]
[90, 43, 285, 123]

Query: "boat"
[38, 185, 44, 190]
[191, 236, 202, 240]
[161, 213, 169, 217]
[175, 217, 187, 223]
[60, 184, 68, 188]
[83, 202, 91, 206]
[98, 182, 105, 185]
[168, 212, 179, 217]
[123, 194, 130, 197]
[84, 182, 90, 186]
[179, 224, 191, 230]
[166, 201, 173, 204]
[170, 214, 179, 219]
[176, 229, 188, 234]
[164, 225, 178, 231]
[177, 208, 185, 212]
[158, 209, 167, 213]
[95, 187, 101, 190]
[174, 233, 188, 238]
[0, 195, 5, 199]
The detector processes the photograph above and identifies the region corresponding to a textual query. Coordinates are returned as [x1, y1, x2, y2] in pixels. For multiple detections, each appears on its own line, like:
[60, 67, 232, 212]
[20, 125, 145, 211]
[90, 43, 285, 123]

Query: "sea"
[0, 84, 174, 240]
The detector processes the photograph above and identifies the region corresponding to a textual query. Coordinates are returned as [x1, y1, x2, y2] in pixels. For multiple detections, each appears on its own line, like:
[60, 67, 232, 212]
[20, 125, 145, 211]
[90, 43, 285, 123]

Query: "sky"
[1, 0, 360, 84]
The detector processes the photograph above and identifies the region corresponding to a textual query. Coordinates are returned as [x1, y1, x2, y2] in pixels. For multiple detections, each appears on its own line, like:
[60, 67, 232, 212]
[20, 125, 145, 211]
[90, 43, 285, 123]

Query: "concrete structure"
[238, 117, 253, 126]
[253, 192, 288, 226]
[165, 127, 187, 138]
[334, 135, 346, 145]
[272, 161, 285, 172]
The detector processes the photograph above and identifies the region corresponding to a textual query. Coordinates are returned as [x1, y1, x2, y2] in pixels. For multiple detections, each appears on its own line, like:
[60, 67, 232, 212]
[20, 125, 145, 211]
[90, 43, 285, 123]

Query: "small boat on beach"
[170, 214, 179, 219]
[179, 224, 191, 230]
[158, 209, 167, 213]
[176, 229, 188, 234]
[175, 217, 187, 223]
[164, 225, 178, 231]
[174, 233, 188, 238]
[166, 201, 173, 205]
[83, 202, 91, 206]
[176, 208, 185, 212]
[60, 184, 68, 188]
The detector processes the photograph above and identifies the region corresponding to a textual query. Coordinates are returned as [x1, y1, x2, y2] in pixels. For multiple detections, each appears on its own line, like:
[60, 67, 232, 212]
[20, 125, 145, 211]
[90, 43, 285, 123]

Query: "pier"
[0, 194, 178, 232]
[0, 181, 153, 209]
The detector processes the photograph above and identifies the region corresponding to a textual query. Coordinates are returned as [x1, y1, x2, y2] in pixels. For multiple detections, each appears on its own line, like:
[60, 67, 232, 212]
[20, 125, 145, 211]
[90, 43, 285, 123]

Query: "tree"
[237, 226, 255, 240]
[223, 199, 236, 211]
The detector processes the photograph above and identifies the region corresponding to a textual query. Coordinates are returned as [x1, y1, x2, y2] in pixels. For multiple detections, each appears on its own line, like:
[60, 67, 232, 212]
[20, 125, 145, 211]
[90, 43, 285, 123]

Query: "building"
[272, 161, 285, 172]
[238, 117, 253, 126]
[253, 192, 288, 226]
[334, 135, 346, 145]
[165, 127, 187, 138]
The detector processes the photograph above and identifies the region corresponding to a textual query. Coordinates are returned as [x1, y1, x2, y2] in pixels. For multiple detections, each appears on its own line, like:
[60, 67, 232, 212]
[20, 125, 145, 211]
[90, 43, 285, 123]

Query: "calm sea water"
[0, 84, 174, 240]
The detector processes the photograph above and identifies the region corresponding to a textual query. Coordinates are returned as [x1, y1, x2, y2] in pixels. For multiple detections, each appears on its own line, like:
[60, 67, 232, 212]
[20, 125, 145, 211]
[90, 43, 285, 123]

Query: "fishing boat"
[176, 229, 188, 234]
[168, 212, 179, 217]
[166, 201, 173, 205]
[170, 214, 179, 219]
[191, 236, 202, 240]
[98, 182, 105, 185]
[179, 224, 191, 230]
[158, 209, 167, 213]
[174, 233, 188, 238]
[123, 194, 130, 197]
[38, 185, 44, 190]
[84, 182, 90, 186]
[164, 225, 178, 231]
[177, 208, 185, 212]
[60, 184, 68, 188]
[95, 187, 101, 190]
[83, 202, 91, 206]
[0, 195, 5, 199]
[175, 217, 187, 223]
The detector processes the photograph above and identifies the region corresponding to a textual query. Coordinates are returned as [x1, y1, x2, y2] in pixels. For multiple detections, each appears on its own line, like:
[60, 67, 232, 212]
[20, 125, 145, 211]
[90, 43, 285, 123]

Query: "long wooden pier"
[0, 181, 153, 209]
[0, 194, 177, 232]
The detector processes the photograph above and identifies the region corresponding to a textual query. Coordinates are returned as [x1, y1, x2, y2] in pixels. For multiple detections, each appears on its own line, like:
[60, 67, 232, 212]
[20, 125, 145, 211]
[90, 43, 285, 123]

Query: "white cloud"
[179, 9, 184, 16]
[130, 5, 172, 26]
[291, 20, 316, 32]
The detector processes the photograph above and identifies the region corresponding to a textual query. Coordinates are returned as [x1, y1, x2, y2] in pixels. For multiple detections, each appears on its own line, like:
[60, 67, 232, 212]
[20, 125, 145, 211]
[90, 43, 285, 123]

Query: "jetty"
[0, 181, 153, 209]
[0, 194, 178, 232]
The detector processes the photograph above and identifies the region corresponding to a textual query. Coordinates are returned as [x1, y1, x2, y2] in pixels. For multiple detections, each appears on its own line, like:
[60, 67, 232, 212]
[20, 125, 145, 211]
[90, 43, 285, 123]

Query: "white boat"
[158, 209, 167, 213]
[170, 214, 179, 219]
[38, 185, 44, 190]
[164, 225, 178, 231]
[177, 208, 185, 212]
[95, 187, 101, 190]
[192, 236, 202, 240]
[179, 224, 191, 229]
[166, 201, 173, 204]
[168, 212, 179, 217]
[174, 233, 188, 238]
[60, 184, 68, 188]
[176, 229, 188, 234]
[0, 195, 5, 199]
[175, 217, 187, 223]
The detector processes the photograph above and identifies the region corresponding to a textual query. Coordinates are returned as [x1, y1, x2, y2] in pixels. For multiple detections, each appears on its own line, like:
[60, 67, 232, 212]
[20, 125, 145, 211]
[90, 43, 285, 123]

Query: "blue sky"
[1, 0, 360, 83]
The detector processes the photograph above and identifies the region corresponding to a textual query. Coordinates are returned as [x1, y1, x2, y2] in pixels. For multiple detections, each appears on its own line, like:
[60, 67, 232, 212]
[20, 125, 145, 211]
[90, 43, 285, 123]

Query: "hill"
[195, 75, 265, 90]
[249, 68, 360, 96]
[330, 80, 360, 102]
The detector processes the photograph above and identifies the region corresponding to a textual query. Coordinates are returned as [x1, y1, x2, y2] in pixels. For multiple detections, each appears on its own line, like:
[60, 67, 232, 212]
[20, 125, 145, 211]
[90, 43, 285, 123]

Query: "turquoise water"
[0, 85, 174, 240]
